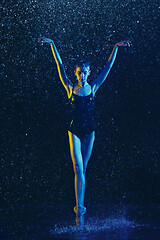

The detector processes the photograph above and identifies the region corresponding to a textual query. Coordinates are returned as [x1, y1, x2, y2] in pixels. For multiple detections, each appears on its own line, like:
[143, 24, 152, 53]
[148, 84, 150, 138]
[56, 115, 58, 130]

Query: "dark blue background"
[1, 0, 160, 207]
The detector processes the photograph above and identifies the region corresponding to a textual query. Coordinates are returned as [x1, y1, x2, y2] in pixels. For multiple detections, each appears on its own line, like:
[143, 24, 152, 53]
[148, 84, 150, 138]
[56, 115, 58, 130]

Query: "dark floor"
[1, 203, 160, 240]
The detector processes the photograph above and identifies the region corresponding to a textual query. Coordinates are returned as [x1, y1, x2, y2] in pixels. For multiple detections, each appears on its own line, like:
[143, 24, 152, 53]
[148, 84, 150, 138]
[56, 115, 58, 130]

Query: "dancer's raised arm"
[38, 37, 73, 98]
[91, 40, 131, 94]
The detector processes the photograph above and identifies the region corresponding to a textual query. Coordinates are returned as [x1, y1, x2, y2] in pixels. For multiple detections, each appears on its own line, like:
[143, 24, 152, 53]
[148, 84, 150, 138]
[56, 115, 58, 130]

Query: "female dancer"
[38, 37, 130, 222]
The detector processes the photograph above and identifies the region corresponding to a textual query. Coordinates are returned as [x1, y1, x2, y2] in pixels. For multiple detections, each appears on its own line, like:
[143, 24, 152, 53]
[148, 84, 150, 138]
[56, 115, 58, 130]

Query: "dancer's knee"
[74, 164, 83, 175]
[75, 164, 79, 174]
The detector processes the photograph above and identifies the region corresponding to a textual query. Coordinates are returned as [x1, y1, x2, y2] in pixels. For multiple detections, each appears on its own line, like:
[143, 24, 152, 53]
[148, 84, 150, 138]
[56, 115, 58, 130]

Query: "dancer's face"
[74, 66, 91, 83]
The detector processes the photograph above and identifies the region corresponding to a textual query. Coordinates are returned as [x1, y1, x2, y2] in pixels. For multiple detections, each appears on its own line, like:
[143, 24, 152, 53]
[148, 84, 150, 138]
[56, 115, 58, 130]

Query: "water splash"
[50, 216, 137, 235]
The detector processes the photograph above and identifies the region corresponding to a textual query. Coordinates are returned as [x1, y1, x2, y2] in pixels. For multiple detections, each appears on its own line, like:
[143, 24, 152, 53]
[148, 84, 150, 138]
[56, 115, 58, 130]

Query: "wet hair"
[75, 59, 90, 70]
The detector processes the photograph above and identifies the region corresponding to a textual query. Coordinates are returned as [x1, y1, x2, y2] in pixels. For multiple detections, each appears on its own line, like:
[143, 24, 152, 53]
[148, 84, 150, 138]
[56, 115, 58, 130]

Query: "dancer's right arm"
[38, 37, 73, 98]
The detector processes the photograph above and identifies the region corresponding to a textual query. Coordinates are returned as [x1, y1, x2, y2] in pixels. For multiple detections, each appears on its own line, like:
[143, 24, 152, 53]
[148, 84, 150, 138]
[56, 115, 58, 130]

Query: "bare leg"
[68, 130, 95, 214]
[68, 131, 85, 208]
[81, 131, 95, 174]
[81, 131, 95, 203]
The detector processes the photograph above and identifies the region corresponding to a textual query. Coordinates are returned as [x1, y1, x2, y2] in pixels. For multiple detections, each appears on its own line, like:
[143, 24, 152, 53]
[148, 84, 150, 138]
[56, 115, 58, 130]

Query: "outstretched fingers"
[38, 37, 52, 44]
[118, 40, 131, 47]
[38, 37, 44, 43]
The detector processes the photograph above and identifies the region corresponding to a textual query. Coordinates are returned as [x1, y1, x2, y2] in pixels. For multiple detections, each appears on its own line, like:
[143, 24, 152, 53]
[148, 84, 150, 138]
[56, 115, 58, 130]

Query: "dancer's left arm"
[91, 40, 131, 94]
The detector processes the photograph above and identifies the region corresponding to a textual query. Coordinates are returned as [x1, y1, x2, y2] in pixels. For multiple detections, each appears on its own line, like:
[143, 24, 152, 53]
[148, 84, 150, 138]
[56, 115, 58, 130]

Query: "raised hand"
[116, 40, 131, 47]
[38, 37, 53, 44]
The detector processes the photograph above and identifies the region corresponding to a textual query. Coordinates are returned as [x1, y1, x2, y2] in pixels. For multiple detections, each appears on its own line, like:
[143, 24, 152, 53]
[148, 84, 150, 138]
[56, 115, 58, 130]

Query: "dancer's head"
[74, 59, 91, 83]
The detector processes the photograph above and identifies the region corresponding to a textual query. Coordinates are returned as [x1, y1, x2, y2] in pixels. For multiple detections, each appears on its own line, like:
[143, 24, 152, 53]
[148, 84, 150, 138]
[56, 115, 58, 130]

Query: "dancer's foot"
[75, 214, 84, 226]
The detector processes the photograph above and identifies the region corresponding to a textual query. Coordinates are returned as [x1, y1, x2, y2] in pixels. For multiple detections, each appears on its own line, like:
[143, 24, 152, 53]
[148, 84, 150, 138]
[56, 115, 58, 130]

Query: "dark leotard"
[68, 91, 96, 140]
